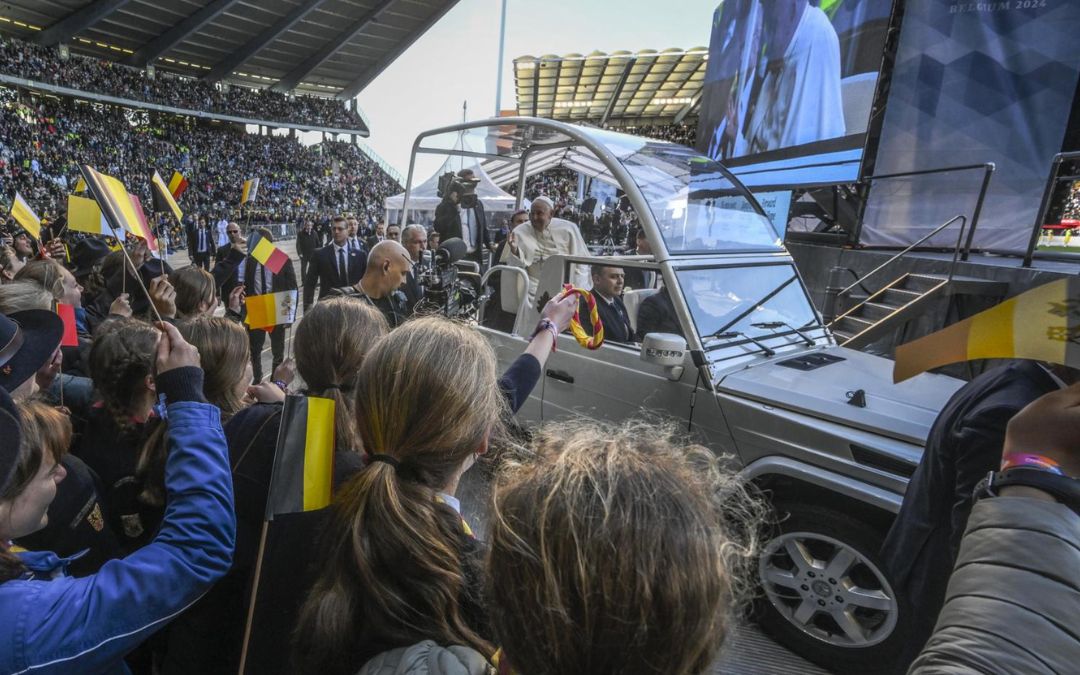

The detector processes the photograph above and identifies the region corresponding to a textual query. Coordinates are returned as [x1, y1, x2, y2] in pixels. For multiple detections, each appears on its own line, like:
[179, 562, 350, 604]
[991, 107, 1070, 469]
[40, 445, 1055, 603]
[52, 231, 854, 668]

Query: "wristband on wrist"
[974, 467, 1080, 515]
[272, 379, 288, 394]
[533, 319, 558, 352]
[1000, 453, 1064, 476]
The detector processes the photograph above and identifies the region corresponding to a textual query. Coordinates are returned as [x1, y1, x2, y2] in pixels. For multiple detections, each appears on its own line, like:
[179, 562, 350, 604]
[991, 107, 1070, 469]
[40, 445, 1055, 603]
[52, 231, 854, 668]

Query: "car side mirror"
[639, 333, 686, 381]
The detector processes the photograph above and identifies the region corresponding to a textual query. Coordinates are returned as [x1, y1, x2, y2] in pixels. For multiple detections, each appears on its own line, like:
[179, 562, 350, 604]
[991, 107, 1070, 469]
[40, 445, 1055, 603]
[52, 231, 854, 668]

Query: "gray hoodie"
[357, 640, 494, 675]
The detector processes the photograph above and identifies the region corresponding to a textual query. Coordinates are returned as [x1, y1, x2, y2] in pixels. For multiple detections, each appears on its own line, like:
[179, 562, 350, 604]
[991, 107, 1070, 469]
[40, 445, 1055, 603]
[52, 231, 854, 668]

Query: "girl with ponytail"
[293, 316, 506, 675]
[77, 317, 162, 553]
[162, 297, 388, 675]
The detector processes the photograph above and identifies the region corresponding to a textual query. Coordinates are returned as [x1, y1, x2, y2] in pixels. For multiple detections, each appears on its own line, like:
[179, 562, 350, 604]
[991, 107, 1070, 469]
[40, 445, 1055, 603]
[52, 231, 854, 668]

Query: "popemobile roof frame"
[402, 116, 783, 266]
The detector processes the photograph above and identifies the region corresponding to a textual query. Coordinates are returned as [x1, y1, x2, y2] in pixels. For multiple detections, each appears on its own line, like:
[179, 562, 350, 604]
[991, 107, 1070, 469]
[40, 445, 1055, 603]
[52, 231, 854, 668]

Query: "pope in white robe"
[745, 0, 844, 154]
[501, 196, 591, 307]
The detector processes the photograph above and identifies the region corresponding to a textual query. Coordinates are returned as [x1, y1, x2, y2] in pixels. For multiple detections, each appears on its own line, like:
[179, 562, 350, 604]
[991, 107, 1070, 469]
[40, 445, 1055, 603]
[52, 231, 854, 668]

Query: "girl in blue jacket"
[0, 322, 236, 674]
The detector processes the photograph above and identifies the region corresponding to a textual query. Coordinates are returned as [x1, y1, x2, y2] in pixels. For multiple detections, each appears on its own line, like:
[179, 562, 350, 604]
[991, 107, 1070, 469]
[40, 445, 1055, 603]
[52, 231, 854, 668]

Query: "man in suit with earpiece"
[303, 215, 366, 311]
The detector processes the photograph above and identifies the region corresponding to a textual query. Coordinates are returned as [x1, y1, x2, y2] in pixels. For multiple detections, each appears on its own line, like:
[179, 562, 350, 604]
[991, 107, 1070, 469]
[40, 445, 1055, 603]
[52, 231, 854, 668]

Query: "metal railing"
[1023, 151, 1080, 267]
[355, 142, 405, 186]
[825, 214, 967, 324]
[854, 163, 995, 261]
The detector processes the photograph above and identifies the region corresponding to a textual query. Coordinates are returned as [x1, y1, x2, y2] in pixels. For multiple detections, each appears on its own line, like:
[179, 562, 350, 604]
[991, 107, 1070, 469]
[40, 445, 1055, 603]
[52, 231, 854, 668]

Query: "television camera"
[414, 237, 484, 319]
[437, 171, 480, 209]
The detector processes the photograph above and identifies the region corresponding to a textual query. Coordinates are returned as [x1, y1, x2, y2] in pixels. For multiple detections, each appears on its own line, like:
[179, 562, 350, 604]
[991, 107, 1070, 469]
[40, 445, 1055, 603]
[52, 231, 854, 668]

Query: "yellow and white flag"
[9, 192, 41, 239]
[241, 177, 260, 206]
[244, 289, 298, 330]
[894, 278, 1080, 382]
[67, 195, 111, 235]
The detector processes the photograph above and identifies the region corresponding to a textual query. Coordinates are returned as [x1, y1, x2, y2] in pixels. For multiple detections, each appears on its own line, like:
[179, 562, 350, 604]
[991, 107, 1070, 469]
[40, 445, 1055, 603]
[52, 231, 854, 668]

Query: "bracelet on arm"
[272, 380, 289, 394]
[532, 318, 558, 352]
[1000, 453, 1065, 476]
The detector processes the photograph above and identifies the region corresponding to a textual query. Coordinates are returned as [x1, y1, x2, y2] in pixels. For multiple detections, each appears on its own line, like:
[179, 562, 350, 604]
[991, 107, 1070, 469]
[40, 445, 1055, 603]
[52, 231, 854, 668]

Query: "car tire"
[753, 502, 911, 675]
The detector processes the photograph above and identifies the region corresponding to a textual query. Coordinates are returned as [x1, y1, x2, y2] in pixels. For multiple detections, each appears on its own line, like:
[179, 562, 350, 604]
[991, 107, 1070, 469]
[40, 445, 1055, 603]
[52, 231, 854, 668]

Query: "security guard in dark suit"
[303, 216, 366, 310]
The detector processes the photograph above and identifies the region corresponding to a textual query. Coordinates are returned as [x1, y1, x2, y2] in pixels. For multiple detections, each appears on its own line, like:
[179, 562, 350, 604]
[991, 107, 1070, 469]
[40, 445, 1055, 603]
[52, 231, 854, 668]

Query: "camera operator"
[400, 224, 427, 313]
[330, 240, 411, 328]
[434, 169, 491, 270]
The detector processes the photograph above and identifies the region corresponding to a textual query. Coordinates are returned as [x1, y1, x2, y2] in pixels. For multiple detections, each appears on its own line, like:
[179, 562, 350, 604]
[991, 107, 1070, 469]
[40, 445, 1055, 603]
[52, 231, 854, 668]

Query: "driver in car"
[636, 286, 683, 340]
[583, 265, 634, 344]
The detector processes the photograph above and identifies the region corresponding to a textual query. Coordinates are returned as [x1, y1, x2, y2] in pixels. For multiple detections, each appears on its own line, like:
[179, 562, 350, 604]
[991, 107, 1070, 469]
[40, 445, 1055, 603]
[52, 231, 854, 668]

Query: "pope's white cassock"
[501, 217, 592, 306]
[745, 4, 844, 154]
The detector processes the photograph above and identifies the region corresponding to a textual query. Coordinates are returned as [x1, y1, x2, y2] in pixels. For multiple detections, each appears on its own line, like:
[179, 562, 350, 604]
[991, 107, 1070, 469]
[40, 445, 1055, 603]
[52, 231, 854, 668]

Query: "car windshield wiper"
[711, 276, 798, 337]
[751, 321, 815, 347]
[705, 330, 776, 357]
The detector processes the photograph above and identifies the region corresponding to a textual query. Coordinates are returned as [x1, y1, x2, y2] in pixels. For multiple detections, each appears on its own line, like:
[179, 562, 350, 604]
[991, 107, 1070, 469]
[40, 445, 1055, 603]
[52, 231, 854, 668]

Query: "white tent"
[384, 158, 523, 230]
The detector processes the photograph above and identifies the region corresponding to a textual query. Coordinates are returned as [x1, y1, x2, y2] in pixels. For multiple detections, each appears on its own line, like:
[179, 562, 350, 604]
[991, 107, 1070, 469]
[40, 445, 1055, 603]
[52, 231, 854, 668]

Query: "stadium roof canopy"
[0, 0, 458, 99]
[512, 48, 708, 128]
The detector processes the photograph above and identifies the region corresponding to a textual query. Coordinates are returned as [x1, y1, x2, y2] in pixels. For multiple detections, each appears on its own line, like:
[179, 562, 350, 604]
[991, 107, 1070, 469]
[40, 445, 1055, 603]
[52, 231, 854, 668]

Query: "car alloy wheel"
[759, 530, 898, 648]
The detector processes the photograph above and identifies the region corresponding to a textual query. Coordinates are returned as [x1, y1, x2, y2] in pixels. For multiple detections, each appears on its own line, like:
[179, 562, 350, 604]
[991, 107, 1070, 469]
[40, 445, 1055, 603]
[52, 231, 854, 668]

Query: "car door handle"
[545, 369, 574, 384]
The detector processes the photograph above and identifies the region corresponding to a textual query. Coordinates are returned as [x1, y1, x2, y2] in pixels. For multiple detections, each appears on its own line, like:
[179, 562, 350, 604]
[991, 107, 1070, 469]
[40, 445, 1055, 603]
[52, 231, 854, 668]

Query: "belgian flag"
[167, 171, 189, 200]
[265, 395, 335, 517]
[151, 171, 184, 222]
[240, 395, 336, 674]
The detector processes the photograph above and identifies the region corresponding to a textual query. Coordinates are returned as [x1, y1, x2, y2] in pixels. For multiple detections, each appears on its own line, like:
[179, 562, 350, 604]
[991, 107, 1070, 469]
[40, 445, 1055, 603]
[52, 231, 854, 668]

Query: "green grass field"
[1036, 245, 1080, 253]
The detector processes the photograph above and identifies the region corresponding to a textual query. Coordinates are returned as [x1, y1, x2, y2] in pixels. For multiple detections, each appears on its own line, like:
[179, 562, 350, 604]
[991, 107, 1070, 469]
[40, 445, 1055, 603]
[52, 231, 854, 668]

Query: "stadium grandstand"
[0, 0, 462, 239]
[0, 0, 459, 133]
[486, 48, 704, 203]
[0, 89, 400, 225]
[510, 48, 706, 146]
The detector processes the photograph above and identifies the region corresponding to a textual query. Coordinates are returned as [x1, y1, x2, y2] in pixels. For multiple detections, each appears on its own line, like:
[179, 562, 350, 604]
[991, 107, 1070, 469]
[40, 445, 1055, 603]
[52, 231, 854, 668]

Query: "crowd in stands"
[616, 121, 698, 147]
[506, 168, 578, 206]
[0, 88, 399, 226]
[0, 34, 365, 132]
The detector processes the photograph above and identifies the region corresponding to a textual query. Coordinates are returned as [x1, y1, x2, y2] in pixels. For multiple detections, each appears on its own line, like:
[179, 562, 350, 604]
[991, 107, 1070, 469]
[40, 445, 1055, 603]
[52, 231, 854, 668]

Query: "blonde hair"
[179, 317, 250, 416]
[487, 420, 763, 675]
[14, 259, 66, 301]
[293, 317, 506, 674]
[0, 281, 53, 313]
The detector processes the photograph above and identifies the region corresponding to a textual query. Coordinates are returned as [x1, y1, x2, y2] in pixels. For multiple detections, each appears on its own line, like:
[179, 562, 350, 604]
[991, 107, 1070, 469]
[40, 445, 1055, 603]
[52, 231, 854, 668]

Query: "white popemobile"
[402, 118, 963, 673]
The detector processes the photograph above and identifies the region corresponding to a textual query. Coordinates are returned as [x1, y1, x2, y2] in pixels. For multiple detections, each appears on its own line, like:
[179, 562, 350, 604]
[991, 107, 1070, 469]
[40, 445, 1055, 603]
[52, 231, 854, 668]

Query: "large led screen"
[696, 0, 893, 188]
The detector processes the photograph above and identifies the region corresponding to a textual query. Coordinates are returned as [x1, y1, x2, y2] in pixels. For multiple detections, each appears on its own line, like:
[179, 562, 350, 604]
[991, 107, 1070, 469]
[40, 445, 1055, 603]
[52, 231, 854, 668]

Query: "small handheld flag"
[167, 171, 189, 200]
[248, 231, 289, 275]
[151, 171, 184, 222]
[56, 303, 79, 347]
[265, 395, 336, 517]
[244, 290, 298, 330]
[241, 178, 260, 206]
[894, 278, 1080, 382]
[66, 195, 111, 235]
[9, 192, 41, 239]
[80, 165, 159, 250]
[129, 195, 161, 259]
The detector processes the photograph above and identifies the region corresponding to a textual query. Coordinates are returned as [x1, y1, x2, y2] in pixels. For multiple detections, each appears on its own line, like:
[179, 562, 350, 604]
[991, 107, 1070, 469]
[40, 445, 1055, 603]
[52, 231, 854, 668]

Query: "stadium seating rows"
[0, 35, 366, 132]
[0, 87, 399, 224]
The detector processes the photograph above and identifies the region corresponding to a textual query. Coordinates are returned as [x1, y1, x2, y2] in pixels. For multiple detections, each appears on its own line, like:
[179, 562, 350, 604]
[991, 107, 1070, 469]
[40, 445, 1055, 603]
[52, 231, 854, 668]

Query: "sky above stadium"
[351, 0, 719, 184]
